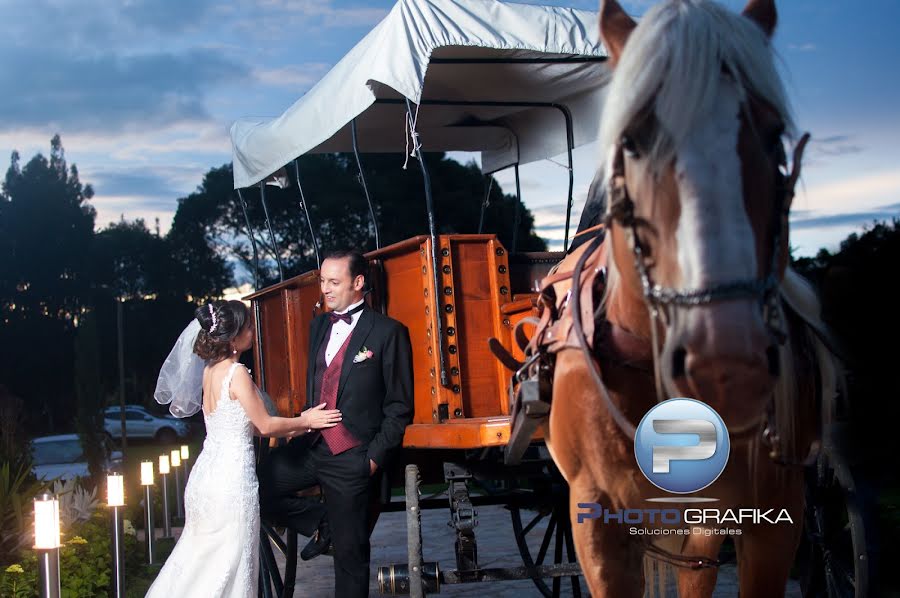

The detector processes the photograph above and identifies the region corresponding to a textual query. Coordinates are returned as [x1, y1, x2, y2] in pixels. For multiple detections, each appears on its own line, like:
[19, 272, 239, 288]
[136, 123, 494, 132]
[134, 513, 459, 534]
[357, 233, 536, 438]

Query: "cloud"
[232, 1, 388, 37]
[253, 64, 331, 88]
[790, 204, 900, 230]
[797, 168, 900, 213]
[806, 134, 864, 162]
[90, 194, 180, 234]
[0, 47, 248, 133]
[87, 165, 210, 198]
[788, 43, 817, 52]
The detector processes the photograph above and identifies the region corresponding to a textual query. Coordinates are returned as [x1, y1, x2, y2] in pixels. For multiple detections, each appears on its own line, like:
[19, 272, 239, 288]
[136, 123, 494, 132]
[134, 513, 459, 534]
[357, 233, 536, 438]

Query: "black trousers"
[259, 437, 372, 598]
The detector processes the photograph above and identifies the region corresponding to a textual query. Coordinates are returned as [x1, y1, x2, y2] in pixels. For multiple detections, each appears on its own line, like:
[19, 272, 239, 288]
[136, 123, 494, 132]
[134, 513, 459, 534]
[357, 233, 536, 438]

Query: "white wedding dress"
[146, 362, 259, 597]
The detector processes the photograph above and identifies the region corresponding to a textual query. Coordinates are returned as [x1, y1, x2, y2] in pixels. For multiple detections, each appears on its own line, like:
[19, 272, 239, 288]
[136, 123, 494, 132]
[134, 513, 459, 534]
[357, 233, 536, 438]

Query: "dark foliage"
[176, 154, 546, 286]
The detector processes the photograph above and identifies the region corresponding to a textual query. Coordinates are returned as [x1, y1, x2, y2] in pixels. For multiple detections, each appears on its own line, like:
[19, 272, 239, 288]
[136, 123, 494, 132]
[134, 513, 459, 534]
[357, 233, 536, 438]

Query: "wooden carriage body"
[246, 234, 562, 451]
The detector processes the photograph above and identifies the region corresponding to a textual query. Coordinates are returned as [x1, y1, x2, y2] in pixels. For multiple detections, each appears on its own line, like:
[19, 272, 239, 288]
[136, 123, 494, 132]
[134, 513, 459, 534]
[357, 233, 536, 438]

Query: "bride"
[147, 300, 342, 597]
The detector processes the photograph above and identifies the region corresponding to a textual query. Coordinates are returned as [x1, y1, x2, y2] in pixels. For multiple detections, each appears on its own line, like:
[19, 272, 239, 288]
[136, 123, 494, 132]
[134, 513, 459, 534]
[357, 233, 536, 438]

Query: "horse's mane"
[598, 0, 794, 170]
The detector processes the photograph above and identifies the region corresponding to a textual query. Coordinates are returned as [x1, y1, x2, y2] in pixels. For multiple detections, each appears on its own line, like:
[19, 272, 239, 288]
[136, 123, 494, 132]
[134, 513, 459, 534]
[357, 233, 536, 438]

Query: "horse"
[529, 1, 842, 596]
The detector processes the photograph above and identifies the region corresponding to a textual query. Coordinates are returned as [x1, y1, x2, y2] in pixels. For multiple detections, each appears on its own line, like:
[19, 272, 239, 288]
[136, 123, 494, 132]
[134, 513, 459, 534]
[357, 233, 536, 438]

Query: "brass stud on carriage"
[228, 0, 872, 596]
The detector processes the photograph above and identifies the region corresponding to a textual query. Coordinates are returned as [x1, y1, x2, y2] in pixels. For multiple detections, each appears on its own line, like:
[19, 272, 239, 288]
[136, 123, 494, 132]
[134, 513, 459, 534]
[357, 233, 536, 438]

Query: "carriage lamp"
[106, 474, 125, 597]
[158, 455, 172, 538]
[140, 460, 156, 564]
[34, 493, 61, 598]
[170, 449, 184, 519]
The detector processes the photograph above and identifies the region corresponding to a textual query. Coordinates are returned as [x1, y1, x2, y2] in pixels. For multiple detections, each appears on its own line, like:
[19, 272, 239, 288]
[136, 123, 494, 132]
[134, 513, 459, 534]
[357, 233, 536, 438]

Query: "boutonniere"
[353, 346, 374, 364]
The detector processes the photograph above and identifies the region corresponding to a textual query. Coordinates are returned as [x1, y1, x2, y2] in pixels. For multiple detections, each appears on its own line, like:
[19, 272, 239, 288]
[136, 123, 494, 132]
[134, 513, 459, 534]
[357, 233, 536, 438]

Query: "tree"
[73, 310, 106, 484]
[173, 154, 546, 286]
[0, 136, 95, 431]
[0, 135, 95, 322]
[88, 218, 230, 409]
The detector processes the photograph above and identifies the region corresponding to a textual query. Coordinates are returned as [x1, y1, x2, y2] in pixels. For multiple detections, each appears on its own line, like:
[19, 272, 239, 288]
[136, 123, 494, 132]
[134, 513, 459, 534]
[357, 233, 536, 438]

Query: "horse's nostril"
[766, 345, 780, 377]
[671, 347, 687, 378]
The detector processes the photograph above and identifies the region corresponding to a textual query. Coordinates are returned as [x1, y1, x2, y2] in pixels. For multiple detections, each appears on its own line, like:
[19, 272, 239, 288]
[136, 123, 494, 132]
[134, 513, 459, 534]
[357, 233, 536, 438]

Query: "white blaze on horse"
[533, 0, 842, 596]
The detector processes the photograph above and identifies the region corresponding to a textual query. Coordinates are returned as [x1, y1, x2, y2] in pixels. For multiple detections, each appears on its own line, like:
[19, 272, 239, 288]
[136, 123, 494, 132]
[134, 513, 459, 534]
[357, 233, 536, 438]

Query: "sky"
[2, 0, 899, 260]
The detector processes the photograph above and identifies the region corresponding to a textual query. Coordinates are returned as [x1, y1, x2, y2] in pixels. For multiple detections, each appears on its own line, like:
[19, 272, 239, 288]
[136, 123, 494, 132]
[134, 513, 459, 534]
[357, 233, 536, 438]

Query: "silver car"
[32, 434, 123, 481]
[104, 405, 191, 444]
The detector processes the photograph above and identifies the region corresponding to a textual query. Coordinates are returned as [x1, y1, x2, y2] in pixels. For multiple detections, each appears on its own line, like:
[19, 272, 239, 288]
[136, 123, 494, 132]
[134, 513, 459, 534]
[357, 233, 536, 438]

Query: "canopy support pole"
[258, 182, 285, 282]
[292, 159, 321, 269]
[236, 189, 261, 290]
[237, 188, 267, 393]
[405, 98, 449, 389]
[561, 109, 575, 252]
[351, 118, 381, 250]
[511, 164, 522, 253]
[375, 99, 575, 250]
[477, 175, 493, 234]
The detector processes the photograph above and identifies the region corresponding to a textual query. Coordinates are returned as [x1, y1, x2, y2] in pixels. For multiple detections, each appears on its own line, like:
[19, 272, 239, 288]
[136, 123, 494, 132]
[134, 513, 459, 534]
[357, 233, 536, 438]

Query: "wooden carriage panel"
[368, 237, 439, 426]
[256, 291, 292, 416]
[248, 271, 320, 416]
[245, 234, 547, 449]
[283, 272, 321, 414]
[447, 236, 510, 418]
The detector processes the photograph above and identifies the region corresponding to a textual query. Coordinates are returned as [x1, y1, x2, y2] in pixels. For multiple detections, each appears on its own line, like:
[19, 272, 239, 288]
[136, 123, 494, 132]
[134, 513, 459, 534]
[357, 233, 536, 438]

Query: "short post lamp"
[140, 460, 155, 565]
[158, 455, 172, 538]
[170, 449, 184, 520]
[107, 474, 126, 598]
[180, 444, 191, 480]
[33, 493, 61, 598]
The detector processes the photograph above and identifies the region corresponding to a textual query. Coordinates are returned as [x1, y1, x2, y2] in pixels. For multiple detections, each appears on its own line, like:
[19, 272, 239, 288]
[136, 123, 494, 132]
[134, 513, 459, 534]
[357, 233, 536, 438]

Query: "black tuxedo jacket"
[306, 306, 414, 467]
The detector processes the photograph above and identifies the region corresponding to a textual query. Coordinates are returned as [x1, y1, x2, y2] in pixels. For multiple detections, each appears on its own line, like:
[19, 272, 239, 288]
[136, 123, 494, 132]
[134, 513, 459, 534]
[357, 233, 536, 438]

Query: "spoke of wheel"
[259, 530, 284, 596]
[522, 511, 545, 536]
[262, 522, 288, 555]
[259, 555, 273, 598]
[536, 513, 557, 566]
[564, 519, 582, 597]
[553, 520, 564, 597]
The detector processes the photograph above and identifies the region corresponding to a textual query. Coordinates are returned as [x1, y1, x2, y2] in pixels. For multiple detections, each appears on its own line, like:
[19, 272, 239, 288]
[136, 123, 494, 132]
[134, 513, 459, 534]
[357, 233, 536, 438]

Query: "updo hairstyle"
[193, 300, 250, 362]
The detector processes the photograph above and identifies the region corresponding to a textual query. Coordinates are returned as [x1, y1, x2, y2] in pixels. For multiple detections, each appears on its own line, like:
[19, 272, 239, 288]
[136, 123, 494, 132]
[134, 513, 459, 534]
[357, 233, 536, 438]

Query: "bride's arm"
[230, 366, 341, 437]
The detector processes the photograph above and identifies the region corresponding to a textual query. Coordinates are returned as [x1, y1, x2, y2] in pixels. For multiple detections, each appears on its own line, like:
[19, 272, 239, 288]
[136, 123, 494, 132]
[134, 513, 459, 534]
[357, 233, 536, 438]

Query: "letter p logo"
[634, 399, 729, 494]
[651, 419, 716, 473]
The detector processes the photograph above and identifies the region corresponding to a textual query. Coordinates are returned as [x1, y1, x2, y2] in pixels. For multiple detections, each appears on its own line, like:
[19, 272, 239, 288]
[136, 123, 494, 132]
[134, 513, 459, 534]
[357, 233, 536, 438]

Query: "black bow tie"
[328, 303, 364, 325]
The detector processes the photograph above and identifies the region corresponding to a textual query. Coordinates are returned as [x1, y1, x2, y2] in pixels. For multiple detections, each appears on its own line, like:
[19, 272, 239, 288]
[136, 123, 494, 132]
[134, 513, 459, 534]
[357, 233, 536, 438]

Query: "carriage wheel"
[509, 471, 583, 598]
[258, 523, 298, 598]
[797, 450, 871, 598]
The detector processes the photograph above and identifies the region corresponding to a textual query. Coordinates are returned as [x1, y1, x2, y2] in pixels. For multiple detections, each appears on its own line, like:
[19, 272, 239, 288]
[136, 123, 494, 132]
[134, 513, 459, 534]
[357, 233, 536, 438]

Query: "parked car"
[31, 434, 123, 481]
[104, 404, 191, 444]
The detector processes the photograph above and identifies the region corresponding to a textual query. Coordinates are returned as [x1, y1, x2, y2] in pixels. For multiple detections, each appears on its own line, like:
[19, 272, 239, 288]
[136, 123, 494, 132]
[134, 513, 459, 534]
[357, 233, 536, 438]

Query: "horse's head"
[597, 0, 801, 423]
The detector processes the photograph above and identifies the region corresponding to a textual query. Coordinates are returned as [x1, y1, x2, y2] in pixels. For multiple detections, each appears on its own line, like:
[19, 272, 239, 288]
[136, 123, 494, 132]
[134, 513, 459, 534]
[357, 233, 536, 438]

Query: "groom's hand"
[369, 459, 378, 476]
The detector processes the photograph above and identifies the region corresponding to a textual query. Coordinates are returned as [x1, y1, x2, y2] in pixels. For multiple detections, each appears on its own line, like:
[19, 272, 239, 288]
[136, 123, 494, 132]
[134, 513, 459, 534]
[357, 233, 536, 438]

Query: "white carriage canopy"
[230, 0, 610, 189]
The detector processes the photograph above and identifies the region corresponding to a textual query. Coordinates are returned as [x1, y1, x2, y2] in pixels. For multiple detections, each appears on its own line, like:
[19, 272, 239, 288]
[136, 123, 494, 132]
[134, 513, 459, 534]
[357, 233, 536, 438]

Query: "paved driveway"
[282, 504, 802, 597]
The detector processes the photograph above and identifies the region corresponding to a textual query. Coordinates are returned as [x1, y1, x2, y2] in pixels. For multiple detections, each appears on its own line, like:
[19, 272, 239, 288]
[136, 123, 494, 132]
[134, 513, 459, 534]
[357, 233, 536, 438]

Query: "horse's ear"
[742, 0, 777, 38]
[599, 0, 637, 65]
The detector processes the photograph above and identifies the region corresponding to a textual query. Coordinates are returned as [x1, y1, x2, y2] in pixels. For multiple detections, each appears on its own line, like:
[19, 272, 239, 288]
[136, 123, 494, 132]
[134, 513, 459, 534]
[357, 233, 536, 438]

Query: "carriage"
[229, 0, 871, 596]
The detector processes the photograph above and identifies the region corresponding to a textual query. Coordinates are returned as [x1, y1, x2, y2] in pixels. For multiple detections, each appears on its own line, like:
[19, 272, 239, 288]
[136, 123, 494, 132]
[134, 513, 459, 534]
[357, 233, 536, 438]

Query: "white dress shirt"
[324, 299, 364, 366]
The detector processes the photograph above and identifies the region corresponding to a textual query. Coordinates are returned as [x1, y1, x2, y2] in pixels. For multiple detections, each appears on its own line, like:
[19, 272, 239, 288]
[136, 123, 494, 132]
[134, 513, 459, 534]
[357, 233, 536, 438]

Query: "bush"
[0, 460, 49, 564]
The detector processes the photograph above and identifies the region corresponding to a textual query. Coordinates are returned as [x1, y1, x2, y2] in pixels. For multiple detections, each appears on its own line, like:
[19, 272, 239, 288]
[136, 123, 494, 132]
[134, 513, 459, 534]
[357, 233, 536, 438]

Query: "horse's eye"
[621, 134, 640, 158]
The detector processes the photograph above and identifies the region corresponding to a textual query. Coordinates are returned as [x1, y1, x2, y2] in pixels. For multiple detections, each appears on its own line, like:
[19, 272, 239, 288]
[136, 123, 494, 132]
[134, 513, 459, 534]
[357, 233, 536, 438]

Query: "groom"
[259, 249, 414, 597]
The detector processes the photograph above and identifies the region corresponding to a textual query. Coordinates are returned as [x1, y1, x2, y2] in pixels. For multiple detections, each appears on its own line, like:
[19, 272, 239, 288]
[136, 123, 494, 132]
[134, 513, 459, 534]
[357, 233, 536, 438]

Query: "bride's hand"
[303, 403, 342, 430]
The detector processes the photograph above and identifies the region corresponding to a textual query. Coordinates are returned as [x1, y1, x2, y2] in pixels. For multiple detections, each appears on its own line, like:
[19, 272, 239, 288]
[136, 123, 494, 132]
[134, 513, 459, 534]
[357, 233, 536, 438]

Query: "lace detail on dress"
[146, 361, 259, 598]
